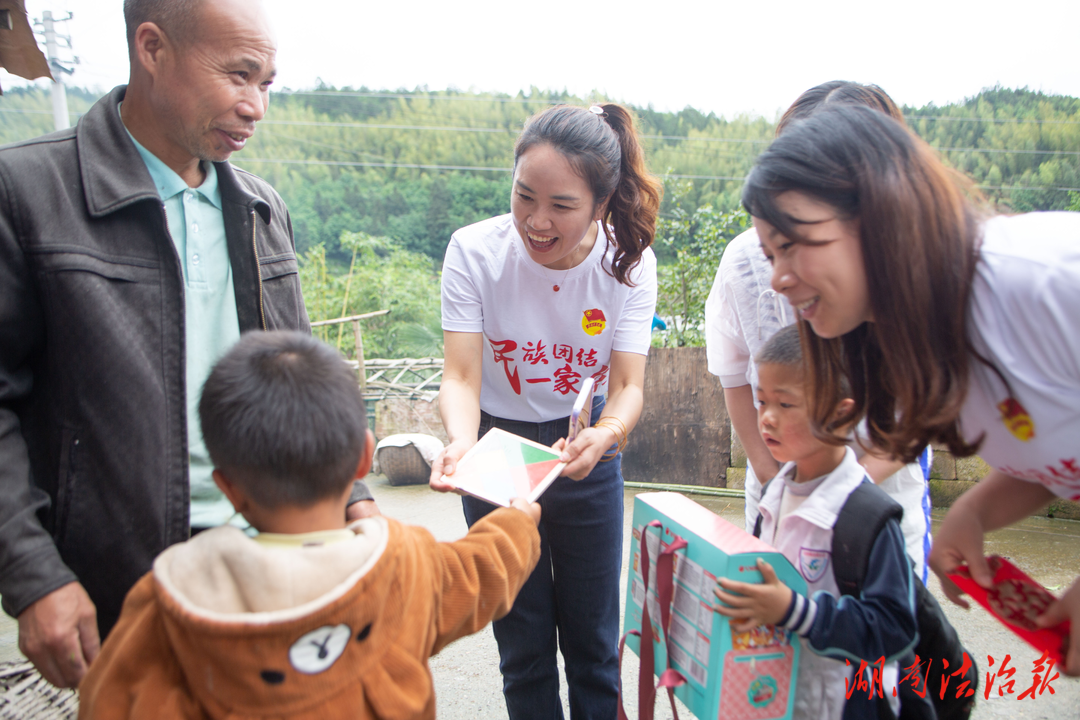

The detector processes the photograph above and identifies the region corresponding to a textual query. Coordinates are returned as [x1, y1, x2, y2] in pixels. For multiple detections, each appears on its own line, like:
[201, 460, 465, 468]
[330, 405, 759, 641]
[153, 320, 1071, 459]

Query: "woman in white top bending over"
[430, 102, 661, 718]
[706, 81, 934, 580]
[742, 102, 1080, 675]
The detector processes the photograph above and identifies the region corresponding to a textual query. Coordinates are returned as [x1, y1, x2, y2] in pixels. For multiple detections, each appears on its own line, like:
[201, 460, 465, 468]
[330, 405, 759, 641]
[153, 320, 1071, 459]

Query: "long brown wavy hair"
[742, 105, 991, 462]
[515, 103, 662, 285]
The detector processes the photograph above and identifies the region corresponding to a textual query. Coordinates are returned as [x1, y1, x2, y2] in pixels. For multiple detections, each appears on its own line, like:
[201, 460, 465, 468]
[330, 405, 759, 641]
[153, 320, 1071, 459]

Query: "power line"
[908, 115, 1080, 125]
[5, 107, 1080, 156]
[276, 93, 1080, 125]
[262, 119, 514, 134]
[260, 118, 1080, 155]
[936, 146, 1080, 157]
[646, 135, 768, 145]
[981, 184, 1080, 192]
[233, 156, 1080, 191]
[232, 157, 745, 181]
[5, 91, 1080, 127]
[234, 158, 513, 172]
[266, 118, 772, 144]
[665, 174, 747, 181]
[275, 90, 560, 105]
[260, 129, 388, 162]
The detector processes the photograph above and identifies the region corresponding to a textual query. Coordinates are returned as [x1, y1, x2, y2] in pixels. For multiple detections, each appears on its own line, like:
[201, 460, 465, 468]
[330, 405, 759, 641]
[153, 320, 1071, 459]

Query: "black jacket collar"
[77, 85, 271, 225]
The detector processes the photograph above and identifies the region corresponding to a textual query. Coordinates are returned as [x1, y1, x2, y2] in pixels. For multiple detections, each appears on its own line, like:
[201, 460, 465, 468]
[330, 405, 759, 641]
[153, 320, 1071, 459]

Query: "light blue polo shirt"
[124, 122, 242, 528]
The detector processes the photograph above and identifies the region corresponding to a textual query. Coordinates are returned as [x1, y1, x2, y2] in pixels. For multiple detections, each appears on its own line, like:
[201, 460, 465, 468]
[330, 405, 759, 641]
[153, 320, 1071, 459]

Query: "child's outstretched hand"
[1036, 575, 1080, 676]
[712, 558, 793, 633]
[509, 498, 542, 527]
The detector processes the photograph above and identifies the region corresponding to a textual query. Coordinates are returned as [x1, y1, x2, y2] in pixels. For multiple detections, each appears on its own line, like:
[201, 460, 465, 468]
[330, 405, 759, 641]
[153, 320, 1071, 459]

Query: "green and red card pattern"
[446, 428, 565, 507]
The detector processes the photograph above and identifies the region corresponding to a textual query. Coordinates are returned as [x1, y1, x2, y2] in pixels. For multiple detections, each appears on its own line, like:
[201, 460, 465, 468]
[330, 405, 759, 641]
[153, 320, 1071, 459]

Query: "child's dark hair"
[755, 324, 804, 368]
[515, 103, 662, 285]
[757, 325, 852, 445]
[199, 331, 368, 508]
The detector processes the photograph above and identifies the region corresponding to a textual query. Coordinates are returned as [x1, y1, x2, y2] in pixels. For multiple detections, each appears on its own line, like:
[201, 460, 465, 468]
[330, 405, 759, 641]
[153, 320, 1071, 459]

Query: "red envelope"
[948, 555, 1070, 664]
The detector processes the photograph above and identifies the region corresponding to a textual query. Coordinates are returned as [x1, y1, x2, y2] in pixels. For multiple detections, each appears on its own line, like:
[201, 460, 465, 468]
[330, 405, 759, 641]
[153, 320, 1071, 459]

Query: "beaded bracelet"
[595, 416, 629, 461]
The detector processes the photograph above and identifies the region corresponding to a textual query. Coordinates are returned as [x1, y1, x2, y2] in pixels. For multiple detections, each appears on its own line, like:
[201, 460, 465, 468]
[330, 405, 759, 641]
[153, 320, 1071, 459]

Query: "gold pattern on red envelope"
[984, 557, 1054, 631]
[997, 397, 1035, 441]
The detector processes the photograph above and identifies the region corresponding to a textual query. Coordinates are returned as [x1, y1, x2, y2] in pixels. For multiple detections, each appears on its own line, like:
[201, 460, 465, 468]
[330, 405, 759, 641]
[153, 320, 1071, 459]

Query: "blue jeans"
[462, 399, 623, 720]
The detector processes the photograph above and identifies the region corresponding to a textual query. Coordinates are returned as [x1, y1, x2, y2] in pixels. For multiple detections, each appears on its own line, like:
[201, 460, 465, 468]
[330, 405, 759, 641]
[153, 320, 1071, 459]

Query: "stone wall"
[374, 396, 449, 445]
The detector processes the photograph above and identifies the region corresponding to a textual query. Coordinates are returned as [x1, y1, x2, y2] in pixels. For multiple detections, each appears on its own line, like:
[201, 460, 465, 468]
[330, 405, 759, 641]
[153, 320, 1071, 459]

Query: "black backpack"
[754, 480, 978, 720]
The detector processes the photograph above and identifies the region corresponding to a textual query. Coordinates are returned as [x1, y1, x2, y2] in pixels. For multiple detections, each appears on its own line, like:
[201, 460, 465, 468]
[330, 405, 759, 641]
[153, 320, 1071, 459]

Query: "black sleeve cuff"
[347, 480, 374, 505]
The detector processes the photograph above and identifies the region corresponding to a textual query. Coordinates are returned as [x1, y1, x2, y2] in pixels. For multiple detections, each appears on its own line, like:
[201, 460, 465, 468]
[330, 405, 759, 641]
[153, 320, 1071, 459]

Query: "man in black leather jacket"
[0, 0, 375, 688]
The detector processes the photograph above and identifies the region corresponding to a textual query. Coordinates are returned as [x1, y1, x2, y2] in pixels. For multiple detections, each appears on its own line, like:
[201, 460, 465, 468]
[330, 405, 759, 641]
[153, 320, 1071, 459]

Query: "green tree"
[652, 180, 750, 347]
[299, 232, 443, 359]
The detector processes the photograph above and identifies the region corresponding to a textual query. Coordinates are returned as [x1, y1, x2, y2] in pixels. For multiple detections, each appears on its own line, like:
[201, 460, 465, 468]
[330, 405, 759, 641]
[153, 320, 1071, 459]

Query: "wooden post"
[352, 319, 366, 394]
[308, 309, 388, 394]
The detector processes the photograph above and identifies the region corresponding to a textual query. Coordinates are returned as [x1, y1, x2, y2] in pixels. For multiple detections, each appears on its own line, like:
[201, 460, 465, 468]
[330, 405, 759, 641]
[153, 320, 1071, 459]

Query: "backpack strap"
[831, 480, 903, 597]
[752, 512, 764, 539]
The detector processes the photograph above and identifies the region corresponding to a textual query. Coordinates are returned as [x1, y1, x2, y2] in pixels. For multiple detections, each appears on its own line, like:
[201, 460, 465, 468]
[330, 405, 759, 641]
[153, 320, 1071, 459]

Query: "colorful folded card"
[443, 428, 565, 507]
[444, 380, 598, 506]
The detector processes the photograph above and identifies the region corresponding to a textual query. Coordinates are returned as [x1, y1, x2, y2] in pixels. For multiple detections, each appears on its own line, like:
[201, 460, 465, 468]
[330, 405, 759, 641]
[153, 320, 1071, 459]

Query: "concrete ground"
[2, 476, 1078, 719]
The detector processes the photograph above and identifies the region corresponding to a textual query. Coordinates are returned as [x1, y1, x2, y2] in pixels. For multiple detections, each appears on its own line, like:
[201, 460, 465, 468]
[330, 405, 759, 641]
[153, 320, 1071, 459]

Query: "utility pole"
[33, 11, 76, 132]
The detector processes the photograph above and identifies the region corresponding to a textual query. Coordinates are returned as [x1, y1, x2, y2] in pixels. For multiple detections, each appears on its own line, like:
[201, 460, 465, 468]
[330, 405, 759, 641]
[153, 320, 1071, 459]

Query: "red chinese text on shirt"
[489, 339, 521, 395]
[489, 338, 608, 396]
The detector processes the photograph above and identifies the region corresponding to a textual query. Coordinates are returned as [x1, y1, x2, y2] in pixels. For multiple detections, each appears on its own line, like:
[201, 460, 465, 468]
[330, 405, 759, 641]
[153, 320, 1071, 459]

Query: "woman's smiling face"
[510, 144, 602, 270]
[755, 191, 872, 339]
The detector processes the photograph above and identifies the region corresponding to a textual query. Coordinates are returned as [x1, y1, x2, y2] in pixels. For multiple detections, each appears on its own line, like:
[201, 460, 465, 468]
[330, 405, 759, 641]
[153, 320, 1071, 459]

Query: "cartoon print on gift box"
[748, 674, 778, 708]
[581, 308, 607, 336]
[731, 625, 791, 651]
[998, 397, 1035, 441]
[798, 547, 830, 584]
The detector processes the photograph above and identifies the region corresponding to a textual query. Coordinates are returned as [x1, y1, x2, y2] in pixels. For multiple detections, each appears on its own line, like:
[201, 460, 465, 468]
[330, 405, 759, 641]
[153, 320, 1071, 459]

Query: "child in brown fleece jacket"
[78, 331, 541, 720]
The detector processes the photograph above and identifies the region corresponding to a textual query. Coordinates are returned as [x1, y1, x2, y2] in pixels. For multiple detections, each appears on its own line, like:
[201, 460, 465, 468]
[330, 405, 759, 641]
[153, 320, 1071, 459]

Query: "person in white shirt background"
[741, 101, 1080, 675]
[706, 81, 934, 581]
[429, 103, 661, 719]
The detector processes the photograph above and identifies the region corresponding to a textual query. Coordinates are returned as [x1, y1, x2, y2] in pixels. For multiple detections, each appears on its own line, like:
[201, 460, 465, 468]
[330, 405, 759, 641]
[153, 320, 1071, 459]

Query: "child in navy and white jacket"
[713, 324, 919, 720]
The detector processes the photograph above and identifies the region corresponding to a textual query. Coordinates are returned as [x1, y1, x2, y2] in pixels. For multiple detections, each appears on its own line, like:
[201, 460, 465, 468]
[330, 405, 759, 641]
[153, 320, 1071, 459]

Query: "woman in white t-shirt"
[741, 103, 1080, 675]
[705, 82, 934, 581]
[430, 103, 661, 718]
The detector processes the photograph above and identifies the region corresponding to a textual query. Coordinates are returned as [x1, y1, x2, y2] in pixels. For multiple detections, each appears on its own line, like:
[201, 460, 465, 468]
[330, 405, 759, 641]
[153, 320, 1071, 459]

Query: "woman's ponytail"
[515, 103, 662, 286]
[597, 104, 662, 285]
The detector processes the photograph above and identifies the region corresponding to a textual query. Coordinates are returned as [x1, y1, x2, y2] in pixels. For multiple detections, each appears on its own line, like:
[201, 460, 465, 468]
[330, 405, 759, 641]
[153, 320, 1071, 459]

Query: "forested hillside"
[903, 87, 1080, 212]
[3, 84, 1077, 355]
[233, 88, 772, 261]
[4, 84, 1077, 262]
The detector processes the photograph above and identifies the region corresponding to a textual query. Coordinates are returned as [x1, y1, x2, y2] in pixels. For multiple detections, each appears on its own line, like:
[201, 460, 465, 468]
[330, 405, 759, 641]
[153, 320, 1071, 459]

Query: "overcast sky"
[7, 0, 1079, 119]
